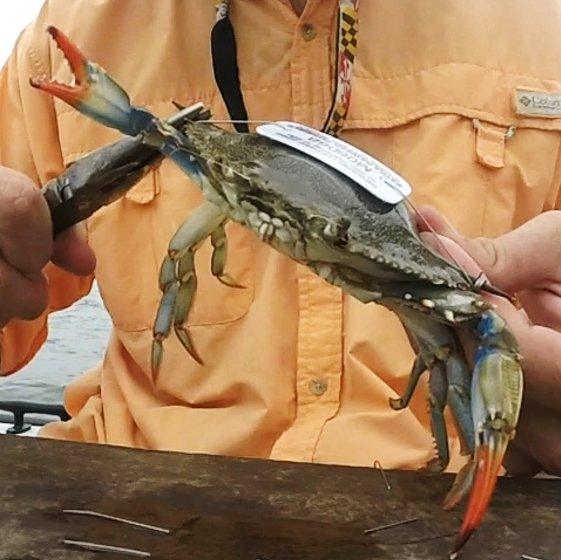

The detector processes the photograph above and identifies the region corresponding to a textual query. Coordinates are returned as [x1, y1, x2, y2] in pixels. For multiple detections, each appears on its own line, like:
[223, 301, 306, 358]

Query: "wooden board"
[0, 436, 560, 560]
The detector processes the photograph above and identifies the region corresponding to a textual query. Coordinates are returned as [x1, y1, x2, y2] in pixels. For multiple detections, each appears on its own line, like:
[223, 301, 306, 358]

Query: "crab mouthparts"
[29, 26, 90, 107]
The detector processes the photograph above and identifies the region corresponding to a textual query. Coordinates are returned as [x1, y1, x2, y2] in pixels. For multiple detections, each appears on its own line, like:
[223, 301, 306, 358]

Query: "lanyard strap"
[322, 0, 359, 136]
[212, 0, 249, 132]
[212, 0, 360, 137]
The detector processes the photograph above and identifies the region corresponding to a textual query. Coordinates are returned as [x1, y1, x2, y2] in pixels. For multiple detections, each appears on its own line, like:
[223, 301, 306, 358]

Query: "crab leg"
[152, 259, 178, 374]
[210, 225, 245, 288]
[389, 353, 427, 411]
[173, 252, 200, 365]
[152, 202, 228, 374]
[425, 360, 451, 473]
[392, 309, 475, 470]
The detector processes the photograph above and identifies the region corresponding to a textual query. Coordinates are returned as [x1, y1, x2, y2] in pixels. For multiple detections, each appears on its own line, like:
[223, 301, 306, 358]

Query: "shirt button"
[301, 23, 317, 42]
[309, 378, 328, 396]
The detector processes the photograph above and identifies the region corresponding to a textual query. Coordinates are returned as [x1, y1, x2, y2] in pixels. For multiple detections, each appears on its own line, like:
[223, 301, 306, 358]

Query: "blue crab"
[31, 27, 523, 558]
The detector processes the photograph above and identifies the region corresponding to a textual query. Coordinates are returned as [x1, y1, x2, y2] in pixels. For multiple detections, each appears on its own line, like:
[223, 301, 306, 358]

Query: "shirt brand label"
[514, 89, 561, 118]
[256, 121, 412, 204]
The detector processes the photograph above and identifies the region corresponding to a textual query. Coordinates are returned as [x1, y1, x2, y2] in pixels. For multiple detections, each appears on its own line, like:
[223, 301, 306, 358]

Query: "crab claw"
[30, 26, 152, 137]
[450, 312, 523, 559]
[450, 430, 509, 558]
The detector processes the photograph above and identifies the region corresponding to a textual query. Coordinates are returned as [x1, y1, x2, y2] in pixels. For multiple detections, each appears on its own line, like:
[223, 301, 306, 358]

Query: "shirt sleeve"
[0, 13, 93, 375]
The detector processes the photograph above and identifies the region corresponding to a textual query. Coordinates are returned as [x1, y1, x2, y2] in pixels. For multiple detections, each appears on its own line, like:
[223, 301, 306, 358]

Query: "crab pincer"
[30, 26, 154, 137]
[449, 311, 522, 558]
[31, 27, 524, 559]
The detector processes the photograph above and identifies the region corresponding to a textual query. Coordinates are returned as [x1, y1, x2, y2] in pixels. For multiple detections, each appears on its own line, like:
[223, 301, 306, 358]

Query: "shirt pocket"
[342, 72, 561, 239]
[86, 159, 256, 333]
[58, 104, 257, 334]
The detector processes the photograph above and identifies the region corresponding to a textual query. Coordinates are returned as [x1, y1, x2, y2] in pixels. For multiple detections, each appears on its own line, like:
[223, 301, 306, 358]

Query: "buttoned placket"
[270, 1, 345, 462]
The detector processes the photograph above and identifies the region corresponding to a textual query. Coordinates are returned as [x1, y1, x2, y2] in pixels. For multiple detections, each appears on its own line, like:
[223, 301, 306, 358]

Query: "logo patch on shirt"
[514, 88, 561, 117]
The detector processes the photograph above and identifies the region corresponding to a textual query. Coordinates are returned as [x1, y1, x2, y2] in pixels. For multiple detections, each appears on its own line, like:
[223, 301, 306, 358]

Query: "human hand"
[0, 166, 96, 328]
[417, 206, 561, 478]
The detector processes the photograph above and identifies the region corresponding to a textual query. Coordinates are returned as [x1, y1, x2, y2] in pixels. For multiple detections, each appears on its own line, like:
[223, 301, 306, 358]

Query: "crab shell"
[185, 121, 480, 311]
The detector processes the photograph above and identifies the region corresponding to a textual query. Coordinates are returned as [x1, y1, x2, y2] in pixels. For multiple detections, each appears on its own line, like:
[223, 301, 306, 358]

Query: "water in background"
[0, 282, 112, 404]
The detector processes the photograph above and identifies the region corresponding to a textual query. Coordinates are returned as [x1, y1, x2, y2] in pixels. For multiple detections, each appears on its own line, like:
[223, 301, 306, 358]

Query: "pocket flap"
[346, 63, 561, 132]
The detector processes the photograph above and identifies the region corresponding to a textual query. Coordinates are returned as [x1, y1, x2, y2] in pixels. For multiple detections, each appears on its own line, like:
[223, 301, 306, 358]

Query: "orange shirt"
[2, 0, 561, 472]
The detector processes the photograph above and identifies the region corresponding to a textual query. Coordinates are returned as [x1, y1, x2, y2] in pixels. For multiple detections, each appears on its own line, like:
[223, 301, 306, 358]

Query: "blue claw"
[450, 311, 523, 558]
[30, 26, 154, 137]
[31, 26, 207, 185]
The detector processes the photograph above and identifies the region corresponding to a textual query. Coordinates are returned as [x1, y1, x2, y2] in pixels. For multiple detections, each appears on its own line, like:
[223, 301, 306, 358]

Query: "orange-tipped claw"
[447, 311, 523, 558]
[449, 432, 508, 559]
[29, 26, 143, 136]
[29, 26, 90, 109]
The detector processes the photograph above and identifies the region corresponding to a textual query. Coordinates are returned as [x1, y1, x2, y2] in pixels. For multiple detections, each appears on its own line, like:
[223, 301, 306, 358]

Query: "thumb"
[417, 206, 561, 294]
[52, 222, 96, 276]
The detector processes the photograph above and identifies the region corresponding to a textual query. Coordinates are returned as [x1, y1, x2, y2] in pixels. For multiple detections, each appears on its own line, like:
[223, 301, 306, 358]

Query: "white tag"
[256, 121, 411, 204]
[514, 88, 561, 118]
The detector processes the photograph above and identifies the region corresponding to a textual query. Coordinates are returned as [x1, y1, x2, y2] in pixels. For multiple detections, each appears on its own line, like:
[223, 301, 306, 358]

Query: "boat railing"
[0, 400, 69, 434]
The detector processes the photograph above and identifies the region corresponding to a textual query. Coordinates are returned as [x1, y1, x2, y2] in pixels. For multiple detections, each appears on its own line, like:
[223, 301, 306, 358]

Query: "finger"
[452, 282, 561, 415]
[504, 402, 561, 477]
[416, 205, 465, 244]
[492, 304, 561, 412]
[0, 168, 52, 274]
[52, 223, 96, 276]
[0, 262, 49, 325]
[517, 288, 561, 331]
[420, 231, 487, 280]
[422, 228, 561, 413]
[417, 206, 561, 293]
[504, 441, 543, 478]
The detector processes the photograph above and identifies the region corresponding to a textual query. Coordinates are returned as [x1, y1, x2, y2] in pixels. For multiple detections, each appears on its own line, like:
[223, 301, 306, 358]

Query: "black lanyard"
[211, 1, 249, 132]
[211, 0, 360, 136]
